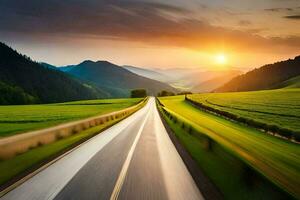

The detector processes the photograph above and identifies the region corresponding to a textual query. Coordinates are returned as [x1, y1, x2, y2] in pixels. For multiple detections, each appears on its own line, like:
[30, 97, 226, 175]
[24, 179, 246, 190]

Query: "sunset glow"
[215, 54, 228, 65]
[0, 1, 299, 199]
[0, 0, 299, 70]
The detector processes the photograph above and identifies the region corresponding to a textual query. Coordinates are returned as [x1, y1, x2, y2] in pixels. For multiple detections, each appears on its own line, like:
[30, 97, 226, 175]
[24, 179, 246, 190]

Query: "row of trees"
[157, 90, 192, 97]
[130, 89, 147, 98]
[130, 89, 193, 98]
[0, 81, 37, 105]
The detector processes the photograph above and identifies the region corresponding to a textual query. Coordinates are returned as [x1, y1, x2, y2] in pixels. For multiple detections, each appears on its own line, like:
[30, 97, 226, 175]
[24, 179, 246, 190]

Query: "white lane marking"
[1, 102, 151, 200]
[153, 103, 204, 200]
[110, 99, 152, 200]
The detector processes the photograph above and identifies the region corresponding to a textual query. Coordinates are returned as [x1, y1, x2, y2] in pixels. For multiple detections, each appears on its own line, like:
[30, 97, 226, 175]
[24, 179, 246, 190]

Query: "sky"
[0, 0, 300, 70]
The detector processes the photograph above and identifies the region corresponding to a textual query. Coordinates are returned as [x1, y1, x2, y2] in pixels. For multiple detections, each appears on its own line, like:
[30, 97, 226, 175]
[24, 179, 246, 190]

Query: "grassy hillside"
[159, 96, 300, 199]
[62, 60, 177, 97]
[273, 75, 300, 89]
[0, 42, 106, 104]
[0, 98, 141, 137]
[215, 56, 300, 92]
[188, 89, 300, 136]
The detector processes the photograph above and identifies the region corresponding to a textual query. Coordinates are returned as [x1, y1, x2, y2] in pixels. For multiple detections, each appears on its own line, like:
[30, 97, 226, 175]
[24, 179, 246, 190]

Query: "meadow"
[158, 95, 300, 199]
[0, 98, 141, 137]
[187, 89, 300, 136]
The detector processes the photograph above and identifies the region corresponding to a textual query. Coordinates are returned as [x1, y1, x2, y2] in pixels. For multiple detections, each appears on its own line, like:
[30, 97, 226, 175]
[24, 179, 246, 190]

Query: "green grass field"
[159, 95, 300, 199]
[188, 89, 300, 134]
[0, 98, 141, 137]
[0, 97, 145, 186]
[158, 105, 289, 200]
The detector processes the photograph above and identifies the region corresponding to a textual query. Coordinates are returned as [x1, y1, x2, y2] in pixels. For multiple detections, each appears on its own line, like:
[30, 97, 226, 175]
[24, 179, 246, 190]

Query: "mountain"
[122, 65, 244, 91]
[59, 65, 77, 72]
[153, 68, 206, 89]
[192, 70, 241, 92]
[0, 42, 105, 105]
[40, 62, 58, 70]
[215, 56, 300, 92]
[61, 60, 177, 97]
[122, 65, 169, 82]
[153, 68, 244, 91]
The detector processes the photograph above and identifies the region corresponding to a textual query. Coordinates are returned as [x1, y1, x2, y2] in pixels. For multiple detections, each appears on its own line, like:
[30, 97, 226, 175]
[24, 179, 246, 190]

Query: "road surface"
[1, 97, 203, 200]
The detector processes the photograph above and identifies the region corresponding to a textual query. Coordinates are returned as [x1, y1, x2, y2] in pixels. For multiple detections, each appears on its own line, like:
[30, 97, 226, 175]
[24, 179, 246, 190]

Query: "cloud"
[264, 7, 294, 12]
[284, 15, 300, 19]
[238, 20, 252, 26]
[0, 0, 299, 54]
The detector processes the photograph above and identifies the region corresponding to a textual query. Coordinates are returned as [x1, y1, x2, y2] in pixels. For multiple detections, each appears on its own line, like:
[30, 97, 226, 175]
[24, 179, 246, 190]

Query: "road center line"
[110, 100, 152, 200]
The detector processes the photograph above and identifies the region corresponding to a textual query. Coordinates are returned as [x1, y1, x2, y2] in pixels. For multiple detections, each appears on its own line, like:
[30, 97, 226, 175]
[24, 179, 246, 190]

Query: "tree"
[157, 90, 175, 97]
[130, 89, 147, 98]
[177, 91, 192, 95]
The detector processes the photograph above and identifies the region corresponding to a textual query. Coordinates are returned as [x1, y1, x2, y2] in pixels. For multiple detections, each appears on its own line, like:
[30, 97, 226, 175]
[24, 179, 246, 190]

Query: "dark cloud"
[0, 0, 299, 53]
[284, 15, 300, 19]
[0, 0, 189, 34]
[141, 2, 190, 13]
[238, 20, 252, 26]
[264, 7, 294, 12]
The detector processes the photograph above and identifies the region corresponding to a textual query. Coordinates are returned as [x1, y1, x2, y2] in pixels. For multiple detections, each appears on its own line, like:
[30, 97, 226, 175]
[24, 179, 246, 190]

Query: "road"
[1, 97, 203, 200]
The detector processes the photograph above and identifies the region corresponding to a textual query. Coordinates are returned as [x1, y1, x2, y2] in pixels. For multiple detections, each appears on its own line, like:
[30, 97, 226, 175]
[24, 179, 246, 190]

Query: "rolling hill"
[215, 56, 300, 92]
[61, 60, 177, 97]
[272, 75, 300, 89]
[0, 42, 105, 105]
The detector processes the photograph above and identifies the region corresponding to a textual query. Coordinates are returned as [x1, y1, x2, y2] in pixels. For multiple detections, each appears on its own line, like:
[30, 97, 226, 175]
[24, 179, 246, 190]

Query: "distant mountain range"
[0, 41, 178, 104]
[0, 42, 105, 105]
[192, 70, 241, 93]
[152, 68, 212, 90]
[215, 56, 300, 92]
[122, 65, 169, 82]
[123, 66, 243, 92]
[2, 41, 298, 105]
[59, 61, 177, 97]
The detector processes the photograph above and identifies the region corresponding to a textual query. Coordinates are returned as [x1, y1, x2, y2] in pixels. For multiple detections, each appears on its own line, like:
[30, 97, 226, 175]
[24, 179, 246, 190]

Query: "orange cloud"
[0, 1, 299, 55]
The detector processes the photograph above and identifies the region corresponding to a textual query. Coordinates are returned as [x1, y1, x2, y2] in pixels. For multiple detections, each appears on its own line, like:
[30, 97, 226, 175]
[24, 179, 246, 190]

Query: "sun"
[215, 54, 227, 65]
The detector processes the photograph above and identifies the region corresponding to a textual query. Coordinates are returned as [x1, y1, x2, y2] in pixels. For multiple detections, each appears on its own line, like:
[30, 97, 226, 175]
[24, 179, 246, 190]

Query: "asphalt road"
[1, 97, 203, 200]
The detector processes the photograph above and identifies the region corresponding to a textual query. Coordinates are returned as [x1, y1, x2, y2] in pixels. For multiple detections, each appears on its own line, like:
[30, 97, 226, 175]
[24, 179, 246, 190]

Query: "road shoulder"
[157, 101, 223, 200]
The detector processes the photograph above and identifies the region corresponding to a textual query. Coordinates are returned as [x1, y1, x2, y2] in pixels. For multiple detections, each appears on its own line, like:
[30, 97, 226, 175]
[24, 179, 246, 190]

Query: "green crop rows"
[0, 98, 141, 137]
[159, 95, 300, 199]
[187, 89, 300, 135]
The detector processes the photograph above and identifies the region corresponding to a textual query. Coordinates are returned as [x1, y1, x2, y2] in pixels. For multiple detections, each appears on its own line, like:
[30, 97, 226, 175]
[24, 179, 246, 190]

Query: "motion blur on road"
[1, 97, 203, 200]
